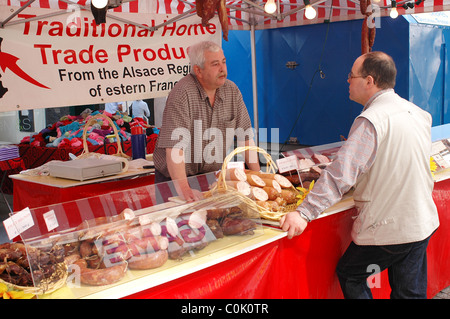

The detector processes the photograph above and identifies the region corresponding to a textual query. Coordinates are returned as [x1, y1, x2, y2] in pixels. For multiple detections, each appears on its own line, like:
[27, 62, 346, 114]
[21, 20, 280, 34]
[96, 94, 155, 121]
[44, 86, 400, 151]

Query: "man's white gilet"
[352, 90, 439, 245]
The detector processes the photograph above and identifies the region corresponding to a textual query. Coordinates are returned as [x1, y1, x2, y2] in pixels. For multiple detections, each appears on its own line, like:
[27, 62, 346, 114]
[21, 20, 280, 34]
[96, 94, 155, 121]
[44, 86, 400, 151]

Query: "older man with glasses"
[281, 51, 439, 299]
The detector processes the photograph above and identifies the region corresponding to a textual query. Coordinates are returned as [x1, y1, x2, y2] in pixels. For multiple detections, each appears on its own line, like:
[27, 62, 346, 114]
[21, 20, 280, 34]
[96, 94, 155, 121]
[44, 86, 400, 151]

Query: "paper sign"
[43, 210, 59, 232]
[0, 7, 221, 111]
[276, 155, 299, 173]
[3, 207, 35, 240]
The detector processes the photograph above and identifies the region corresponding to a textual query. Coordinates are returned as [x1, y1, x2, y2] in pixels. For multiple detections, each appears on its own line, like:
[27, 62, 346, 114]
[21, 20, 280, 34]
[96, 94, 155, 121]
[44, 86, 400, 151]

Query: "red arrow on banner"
[0, 52, 50, 89]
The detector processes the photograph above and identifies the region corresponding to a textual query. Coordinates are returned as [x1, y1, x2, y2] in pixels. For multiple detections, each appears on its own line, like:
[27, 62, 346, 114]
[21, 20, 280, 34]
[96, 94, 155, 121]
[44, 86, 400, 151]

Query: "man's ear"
[366, 75, 376, 87]
[193, 65, 201, 78]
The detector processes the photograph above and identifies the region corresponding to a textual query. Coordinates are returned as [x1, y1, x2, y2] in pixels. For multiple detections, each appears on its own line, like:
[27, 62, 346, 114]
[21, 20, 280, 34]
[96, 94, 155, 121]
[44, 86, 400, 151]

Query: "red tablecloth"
[0, 157, 26, 194]
[124, 178, 450, 299]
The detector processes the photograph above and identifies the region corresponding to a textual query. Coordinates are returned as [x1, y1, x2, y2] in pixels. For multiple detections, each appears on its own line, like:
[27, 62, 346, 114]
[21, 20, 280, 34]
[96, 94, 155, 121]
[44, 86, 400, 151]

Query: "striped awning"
[5, 0, 450, 30]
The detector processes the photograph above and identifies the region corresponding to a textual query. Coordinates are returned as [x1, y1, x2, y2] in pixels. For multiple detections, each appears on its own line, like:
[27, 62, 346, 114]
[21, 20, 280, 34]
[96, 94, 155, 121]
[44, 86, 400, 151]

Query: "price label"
[276, 155, 299, 173]
[3, 207, 34, 240]
[43, 210, 59, 232]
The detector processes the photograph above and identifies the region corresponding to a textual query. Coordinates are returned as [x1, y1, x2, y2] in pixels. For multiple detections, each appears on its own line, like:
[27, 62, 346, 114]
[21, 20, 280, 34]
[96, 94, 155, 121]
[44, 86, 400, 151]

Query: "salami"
[274, 174, 293, 188]
[361, 0, 376, 54]
[73, 259, 127, 286]
[226, 180, 251, 196]
[127, 250, 169, 270]
[262, 186, 281, 201]
[369, 24, 376, 49]
[260, 179, 281, 193]
[246, 174, 266, 187]
[250, 187, 269, 202]
[196, 0, 229, 40]
[280, 189, 298, 204]
[224, 168, 247, 181]
[360, 0, 368, 15]
[244, 170, 293, 188]
[218, 0, 229, 41]
[361, 16, 370, 54]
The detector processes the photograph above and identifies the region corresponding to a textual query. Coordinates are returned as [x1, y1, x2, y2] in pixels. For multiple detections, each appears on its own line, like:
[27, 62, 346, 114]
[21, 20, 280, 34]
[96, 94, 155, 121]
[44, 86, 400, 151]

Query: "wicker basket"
[78, 114, 130, 160]
[211, 146, 299, 221]
[0, 262, 67, 296]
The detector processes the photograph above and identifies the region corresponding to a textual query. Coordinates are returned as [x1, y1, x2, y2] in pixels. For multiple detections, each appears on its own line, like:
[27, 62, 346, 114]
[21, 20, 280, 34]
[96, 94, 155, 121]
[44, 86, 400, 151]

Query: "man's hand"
[166, 147, 204, 202]
[280, 211, 308, 239]
[175, 180, 204, 202]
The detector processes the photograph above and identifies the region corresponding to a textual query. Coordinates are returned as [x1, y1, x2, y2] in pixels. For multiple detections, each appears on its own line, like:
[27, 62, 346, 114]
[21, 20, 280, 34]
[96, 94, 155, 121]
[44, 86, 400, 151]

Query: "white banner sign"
[0, 6, 221, 111]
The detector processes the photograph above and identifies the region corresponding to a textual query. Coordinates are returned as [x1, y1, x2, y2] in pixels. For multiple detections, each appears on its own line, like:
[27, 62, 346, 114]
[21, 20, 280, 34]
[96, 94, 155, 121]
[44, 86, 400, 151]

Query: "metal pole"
[250, 23, 259, 146]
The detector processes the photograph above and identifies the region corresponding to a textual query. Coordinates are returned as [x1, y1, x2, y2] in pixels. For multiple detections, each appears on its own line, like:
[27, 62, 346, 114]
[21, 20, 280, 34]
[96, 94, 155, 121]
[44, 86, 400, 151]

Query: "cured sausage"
[280, 189, 298, 204]
[262, 186, 280, 201]
[64, 253, 81, 266]
[369, 25, 376, 48]
[246, 174, 266, 187]
[108, 235, 168, 261]
[206, 207, 231, 220]
[361, 0, 376, 54]
[244, 170, 293, 188]
[73, 259, 127, 286]
[196, 0, 229, 41]
[127, 250, 168, 270]
[197, 0, 218, 26]
[261, 179, 282, 194]
[361, 16, 369, 55]
[250, 187, 269, 202]
[225, 180, 251, 196]
[217, 0, 229, 41]
[224, 168, 247, 181]
[360, 0, 368, 15]
[274, 174, 293, 188]
[206, 219, 224, 239]
[221, 218, 256, 236]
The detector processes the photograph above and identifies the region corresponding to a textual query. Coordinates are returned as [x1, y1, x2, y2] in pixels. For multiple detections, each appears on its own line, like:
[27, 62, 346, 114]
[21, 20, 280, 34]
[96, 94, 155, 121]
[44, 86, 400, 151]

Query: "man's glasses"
[348, 72, 365, 80]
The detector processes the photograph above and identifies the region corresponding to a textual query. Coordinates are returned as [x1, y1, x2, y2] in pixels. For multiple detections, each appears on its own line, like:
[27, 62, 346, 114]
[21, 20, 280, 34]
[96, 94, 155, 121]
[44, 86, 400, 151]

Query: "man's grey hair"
[188, 41, 222, 73]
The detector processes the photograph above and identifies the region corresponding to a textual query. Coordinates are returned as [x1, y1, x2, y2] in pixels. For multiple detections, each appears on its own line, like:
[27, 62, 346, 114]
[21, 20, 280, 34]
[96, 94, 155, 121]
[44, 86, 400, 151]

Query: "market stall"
[1, 0, 450, 300]
[1, 171, 449, 299]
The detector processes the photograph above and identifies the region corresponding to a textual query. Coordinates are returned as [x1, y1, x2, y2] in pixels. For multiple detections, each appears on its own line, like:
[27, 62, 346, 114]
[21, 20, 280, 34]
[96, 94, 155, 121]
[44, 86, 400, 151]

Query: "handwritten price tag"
[3, 207, 35, 240]
[43, 210, 59, 232]
[276, 155, 299, 173]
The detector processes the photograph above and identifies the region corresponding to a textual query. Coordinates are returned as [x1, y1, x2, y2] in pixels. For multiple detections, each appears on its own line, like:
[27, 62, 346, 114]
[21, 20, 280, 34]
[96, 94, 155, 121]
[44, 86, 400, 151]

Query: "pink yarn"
[89, 132, 104, 145]
[70, 138, 82, 148]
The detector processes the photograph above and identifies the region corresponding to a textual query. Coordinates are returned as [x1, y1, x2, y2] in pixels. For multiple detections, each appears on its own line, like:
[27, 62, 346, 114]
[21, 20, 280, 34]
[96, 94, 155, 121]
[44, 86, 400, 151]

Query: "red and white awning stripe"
[6, 0, 139, 12]
[155, 0, 194, 14]
[5, 0, 450, 30]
